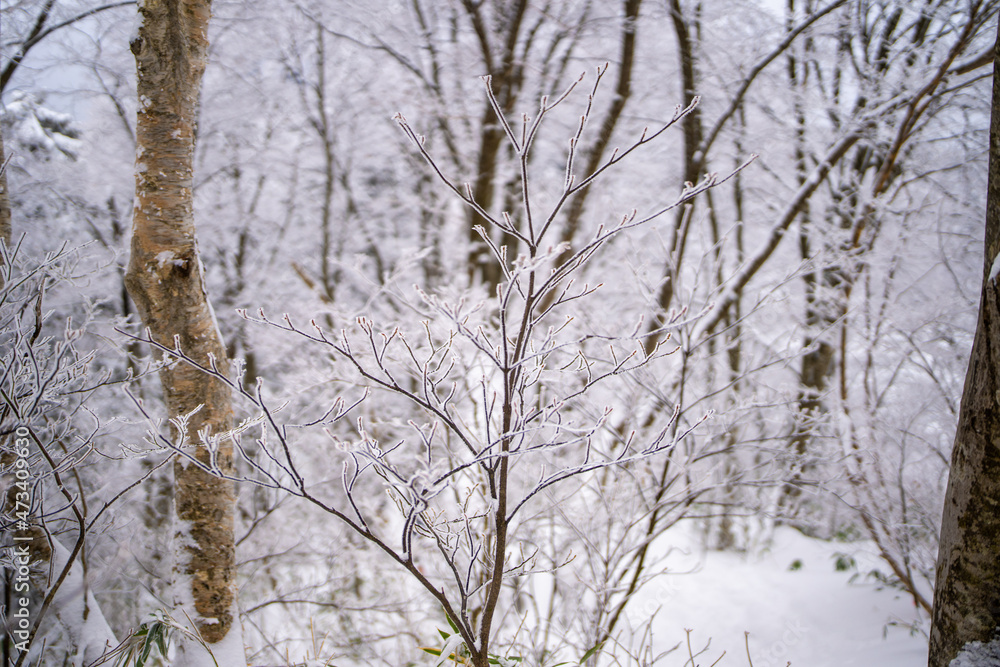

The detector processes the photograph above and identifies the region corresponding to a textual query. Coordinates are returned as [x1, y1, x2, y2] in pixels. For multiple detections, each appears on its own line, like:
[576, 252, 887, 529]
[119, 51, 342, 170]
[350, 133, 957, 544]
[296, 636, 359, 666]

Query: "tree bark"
[928, 22, 1000, 666]
[125, 0, 244, 661]
[645, 0, 703, 347]
[0, 128, 11, 251]
[556, 0, 641, 254]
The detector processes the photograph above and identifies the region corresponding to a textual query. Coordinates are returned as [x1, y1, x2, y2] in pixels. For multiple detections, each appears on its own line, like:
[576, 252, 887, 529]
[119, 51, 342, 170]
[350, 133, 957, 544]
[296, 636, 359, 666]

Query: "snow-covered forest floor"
[2, 0, 998, 664]
[638, 525, 928, 667]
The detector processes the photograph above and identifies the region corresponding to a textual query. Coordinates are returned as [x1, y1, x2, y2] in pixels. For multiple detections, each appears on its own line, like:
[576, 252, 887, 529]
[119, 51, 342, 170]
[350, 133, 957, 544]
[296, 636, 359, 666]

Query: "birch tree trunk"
[125, 1, 244, 663]
[928, 21, 1000, 666]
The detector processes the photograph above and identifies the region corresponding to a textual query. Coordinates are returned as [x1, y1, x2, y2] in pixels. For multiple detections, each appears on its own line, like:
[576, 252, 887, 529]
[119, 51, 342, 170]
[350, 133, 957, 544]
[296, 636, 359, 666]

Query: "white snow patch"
[129, 6, 144, 44]
[628, 524, 929, 667]
[171, 515, 245, 666]
[949, 635, 1000, 667]
[3, 92, 81, 158]
[154, 250, 186, 269]
[170, 607, 247, 667]
[989, 251, 1000, 284]
[48, 539, 118, 667]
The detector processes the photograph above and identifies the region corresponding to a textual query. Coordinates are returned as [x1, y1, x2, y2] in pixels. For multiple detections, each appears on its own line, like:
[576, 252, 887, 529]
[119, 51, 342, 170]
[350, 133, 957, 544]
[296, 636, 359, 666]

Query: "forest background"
[1, 0, 998, 665]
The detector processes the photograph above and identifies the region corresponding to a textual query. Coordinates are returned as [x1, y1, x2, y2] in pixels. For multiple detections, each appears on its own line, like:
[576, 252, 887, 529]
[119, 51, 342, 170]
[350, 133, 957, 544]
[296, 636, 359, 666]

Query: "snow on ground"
[629, 526, 929, 667]
[951, 637, 1000, 667]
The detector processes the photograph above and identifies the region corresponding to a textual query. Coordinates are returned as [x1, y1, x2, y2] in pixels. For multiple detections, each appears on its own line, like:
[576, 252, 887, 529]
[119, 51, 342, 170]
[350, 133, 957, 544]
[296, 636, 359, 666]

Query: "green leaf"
[439, 628, 452, 642]
[153, 622, 168, 656]
[120, 618, 170, 667]
[579, 642, 604, 664]
[445, 612, 460, 635]
[137, 625, 155, 666]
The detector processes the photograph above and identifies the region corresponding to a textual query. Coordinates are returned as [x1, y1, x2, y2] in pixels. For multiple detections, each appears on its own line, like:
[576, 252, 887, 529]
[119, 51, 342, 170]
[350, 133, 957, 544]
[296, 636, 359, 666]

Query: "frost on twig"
[122, 70, 743, 666]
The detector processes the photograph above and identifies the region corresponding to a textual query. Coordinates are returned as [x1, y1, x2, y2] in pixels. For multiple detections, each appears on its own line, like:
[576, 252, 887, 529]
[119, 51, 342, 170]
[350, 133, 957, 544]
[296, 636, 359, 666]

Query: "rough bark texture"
[928, 23, 1000, 666]
[125, 0, 241, 652]
[0, 128, 11, 250]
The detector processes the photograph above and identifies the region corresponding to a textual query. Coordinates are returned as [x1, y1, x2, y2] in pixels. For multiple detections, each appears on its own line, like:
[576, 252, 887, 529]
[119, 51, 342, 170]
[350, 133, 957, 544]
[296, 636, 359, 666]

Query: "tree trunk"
[462, 0, 528, 290]
[645, 0, 703, 348]
[556, 0, 641, 254]
[1, 128, 11, 251]
[928, 23, 1000, 666]
[125, 0, 244, 663]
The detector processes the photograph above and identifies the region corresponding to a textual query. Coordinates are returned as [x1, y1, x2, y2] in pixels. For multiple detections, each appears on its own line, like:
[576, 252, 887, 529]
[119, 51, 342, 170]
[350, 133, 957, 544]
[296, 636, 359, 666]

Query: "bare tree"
[0, 0, 136, 94]
[129, 74, 745, 667]
[0, 242, 125, 665]
[928, 19, 1000, 665]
